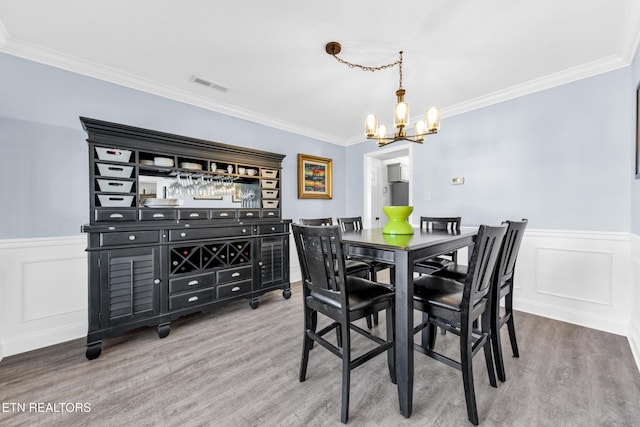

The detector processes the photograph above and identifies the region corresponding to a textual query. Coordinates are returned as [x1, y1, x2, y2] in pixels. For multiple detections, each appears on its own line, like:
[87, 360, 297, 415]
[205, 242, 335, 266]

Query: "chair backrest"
[463, 224, 507, 307]
[420, 216, 461, 233]
[494, 219, 528, 289]
[337, 216, 364, 232]
[300, 217, 333, 226]
[292, 224, 348, 307]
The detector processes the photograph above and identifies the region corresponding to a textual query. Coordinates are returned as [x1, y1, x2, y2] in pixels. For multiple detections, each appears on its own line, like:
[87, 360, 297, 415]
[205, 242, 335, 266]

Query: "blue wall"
[0, 53, 348, 238]
[1, 50, 637, 238]
[348, 68, 634, 232]
[632, 44, 640, 236]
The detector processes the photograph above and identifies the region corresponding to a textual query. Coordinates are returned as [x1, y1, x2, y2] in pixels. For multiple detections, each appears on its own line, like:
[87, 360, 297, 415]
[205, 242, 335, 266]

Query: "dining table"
[341, 226, 478, 418]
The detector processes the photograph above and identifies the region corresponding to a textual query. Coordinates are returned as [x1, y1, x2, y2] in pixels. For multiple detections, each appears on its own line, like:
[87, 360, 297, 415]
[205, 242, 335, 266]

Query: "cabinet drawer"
[169, 226, 252, 242]
[100, 230, 160, 246]
[238, 209, 260, 219]
[210, 209, 237, 220]
[140, 209, 177, 221]
[217, 279, 252, 299]
[169, 288, 215, 310]
[217, 265, 252, 283]
[95, 209, 137, 222]
[178, 209, 209, 220]
[258, 224, 287, 234]
[262, 209, 280, 219]
[169, 272, 215, 294]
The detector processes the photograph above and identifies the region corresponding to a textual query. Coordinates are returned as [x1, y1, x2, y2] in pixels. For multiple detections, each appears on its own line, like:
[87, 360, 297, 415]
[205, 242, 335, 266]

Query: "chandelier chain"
[329, 51, 403, 88]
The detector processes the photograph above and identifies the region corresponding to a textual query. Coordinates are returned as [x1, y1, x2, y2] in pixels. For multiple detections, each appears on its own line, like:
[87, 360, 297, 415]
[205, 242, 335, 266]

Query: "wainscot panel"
[513, 229, 632, 336]
[0, 236, 88, 360]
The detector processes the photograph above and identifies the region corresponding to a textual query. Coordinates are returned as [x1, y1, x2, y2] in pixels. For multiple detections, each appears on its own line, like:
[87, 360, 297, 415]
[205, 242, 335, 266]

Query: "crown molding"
[0, 27, 344, 146]
[1, 11, 639, 149]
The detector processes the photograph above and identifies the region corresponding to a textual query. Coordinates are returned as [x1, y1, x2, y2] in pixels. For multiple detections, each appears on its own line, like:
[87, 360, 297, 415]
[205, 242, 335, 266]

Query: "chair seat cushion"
[413, 275, 464, 311]
[309, 276, 394, 312]
[432, 264, 468, 282]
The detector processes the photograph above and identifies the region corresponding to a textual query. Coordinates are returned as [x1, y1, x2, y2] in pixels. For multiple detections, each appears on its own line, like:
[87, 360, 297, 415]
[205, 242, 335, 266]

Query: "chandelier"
[325, 41, 441, 147]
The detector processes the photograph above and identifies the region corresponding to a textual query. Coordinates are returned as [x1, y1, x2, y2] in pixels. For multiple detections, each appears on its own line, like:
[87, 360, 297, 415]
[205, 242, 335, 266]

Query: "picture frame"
[636, 83, 640, 179]
[298, 153, 333, 199]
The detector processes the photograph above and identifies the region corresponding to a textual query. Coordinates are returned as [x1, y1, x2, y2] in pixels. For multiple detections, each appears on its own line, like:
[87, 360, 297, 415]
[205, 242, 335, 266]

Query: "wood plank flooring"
[1, 280, 639, 426]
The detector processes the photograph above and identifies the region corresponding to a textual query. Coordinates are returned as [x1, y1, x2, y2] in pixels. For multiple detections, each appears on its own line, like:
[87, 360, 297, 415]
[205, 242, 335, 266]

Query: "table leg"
[394, 250, 413, 417]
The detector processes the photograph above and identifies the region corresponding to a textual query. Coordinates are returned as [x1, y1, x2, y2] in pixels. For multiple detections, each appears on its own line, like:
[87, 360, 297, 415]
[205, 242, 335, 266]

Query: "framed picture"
[636, 84, 640, 178]
[298, 154, 333, 199]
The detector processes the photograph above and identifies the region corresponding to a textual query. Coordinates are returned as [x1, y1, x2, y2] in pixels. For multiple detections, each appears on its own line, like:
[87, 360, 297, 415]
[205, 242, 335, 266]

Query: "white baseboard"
[629, 311, 640, 373]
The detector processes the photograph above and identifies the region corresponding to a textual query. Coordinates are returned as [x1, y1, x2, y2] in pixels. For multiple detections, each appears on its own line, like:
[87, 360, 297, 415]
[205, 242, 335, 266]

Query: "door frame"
[363, 144, 413, 228]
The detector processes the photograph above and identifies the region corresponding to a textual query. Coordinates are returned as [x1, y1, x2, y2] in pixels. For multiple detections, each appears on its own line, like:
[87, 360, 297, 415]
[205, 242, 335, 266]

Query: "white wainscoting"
[1, 230, 637, 371]
[0, 235, 88, 361]
[513, 229, 632, 336]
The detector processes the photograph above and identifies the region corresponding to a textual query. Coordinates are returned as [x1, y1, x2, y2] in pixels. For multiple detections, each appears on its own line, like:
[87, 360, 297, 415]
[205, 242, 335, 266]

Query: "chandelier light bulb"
[365, 114, 378, 138]
[427, 107, 441, 132]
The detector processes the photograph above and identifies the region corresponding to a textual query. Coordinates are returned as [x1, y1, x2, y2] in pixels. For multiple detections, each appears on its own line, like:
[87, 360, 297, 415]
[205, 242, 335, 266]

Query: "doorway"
[363, 144, 413, 228]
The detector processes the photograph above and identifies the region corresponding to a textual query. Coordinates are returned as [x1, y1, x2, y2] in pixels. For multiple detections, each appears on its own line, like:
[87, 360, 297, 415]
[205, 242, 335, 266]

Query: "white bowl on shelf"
[179, 162, 203, 171]
[153, 157, 174, 167]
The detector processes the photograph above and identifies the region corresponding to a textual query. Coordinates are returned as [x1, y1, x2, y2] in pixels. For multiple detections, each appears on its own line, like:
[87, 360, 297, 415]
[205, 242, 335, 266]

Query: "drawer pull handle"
[267, 212, 275, 216]
[271, 227, 276, 231]
[246, 212, 254, 217]
[110, 213, 124, 219]
[108, 182, 124, 187]
[153, 213, 165, 218]
[219, 213, 229, 217]
[188, 296, 199, 302]
[231, 272, 241, 278]
[189, 213, 200, 217]
[128, 235, 136, 241]
[154, 279, 160, 285]
[180, 232, 187, 237]
[231, 286, 241, 292]
[242, 229, 247, 233]
[188, 280, 199, 286]
[108, 166, 124, 172]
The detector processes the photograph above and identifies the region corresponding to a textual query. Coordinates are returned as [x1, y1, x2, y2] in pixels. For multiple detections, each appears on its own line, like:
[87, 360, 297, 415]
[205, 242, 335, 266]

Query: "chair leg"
[386, 305, 396, 384]
[460, 322, 479, 426]
[505, 293, 519, 357]
[340, 320, 351, 424]
[482, 314, 497, 388]
[373, 312, 379, 326]
[299, 309, 316, 382]
[366, 315, 373, 329]
[492, 298, 507, 383]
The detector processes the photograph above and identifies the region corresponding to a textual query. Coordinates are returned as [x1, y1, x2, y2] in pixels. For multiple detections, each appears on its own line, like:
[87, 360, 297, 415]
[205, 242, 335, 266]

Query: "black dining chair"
[414, 216, 462, 275]
[300, 218, 370, 280]
[433, 219, 528, 382]
[337, 216, 394, 282]
[292, 224, 395, 424]
[412, 224, 507, 426]
[338, 216, 396, 328]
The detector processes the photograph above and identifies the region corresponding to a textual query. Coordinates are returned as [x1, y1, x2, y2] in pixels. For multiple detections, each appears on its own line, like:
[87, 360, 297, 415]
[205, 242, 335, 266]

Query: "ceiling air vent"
[190, 75, 229, 93]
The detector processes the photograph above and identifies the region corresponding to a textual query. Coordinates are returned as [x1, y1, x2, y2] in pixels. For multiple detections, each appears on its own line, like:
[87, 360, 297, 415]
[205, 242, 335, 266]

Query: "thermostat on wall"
[451, 177, 464, 185]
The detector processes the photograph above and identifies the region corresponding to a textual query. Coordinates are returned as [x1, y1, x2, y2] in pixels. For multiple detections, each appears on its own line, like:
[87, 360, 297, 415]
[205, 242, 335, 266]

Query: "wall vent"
[190, 75, 229, 93]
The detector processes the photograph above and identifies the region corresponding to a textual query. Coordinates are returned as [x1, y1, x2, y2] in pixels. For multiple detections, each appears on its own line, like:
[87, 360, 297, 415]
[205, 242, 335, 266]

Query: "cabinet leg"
[283, 288, 292, 299]
[249, 299, 260, 309]
[157, 323, 171, 339]
[85, 342, 102, 360]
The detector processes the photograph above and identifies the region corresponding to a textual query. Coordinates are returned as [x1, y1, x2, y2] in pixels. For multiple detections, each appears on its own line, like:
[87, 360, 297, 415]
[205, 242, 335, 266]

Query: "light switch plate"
[451, 177, 464, 185]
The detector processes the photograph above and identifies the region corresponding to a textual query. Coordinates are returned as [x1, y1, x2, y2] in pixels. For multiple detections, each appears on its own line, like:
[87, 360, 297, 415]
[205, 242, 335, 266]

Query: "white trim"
[629, 234, 640, 372]
[629, 310, 640, 373]
[1, 18, 638, 147]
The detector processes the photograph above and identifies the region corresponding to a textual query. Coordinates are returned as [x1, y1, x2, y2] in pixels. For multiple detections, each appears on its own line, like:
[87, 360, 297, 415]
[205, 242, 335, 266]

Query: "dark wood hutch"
[80, 117, 291, 359]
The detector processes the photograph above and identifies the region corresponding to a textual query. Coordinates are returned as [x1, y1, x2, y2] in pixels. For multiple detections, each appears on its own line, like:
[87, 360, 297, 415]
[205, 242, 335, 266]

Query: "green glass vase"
[382, 206, 414, 235]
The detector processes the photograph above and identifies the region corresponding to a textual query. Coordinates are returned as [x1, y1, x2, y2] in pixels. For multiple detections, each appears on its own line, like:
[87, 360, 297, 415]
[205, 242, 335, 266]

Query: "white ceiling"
[1, 0, 639, 145]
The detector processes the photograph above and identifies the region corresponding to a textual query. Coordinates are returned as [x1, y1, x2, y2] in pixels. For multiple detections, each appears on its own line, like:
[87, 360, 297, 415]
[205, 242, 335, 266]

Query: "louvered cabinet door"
[99, 247, 161, 327]
[258, 235, 288, 290]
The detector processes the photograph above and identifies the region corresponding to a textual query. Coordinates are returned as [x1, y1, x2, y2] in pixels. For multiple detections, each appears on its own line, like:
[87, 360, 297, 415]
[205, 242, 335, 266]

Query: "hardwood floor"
[1, 280, 639, 426]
